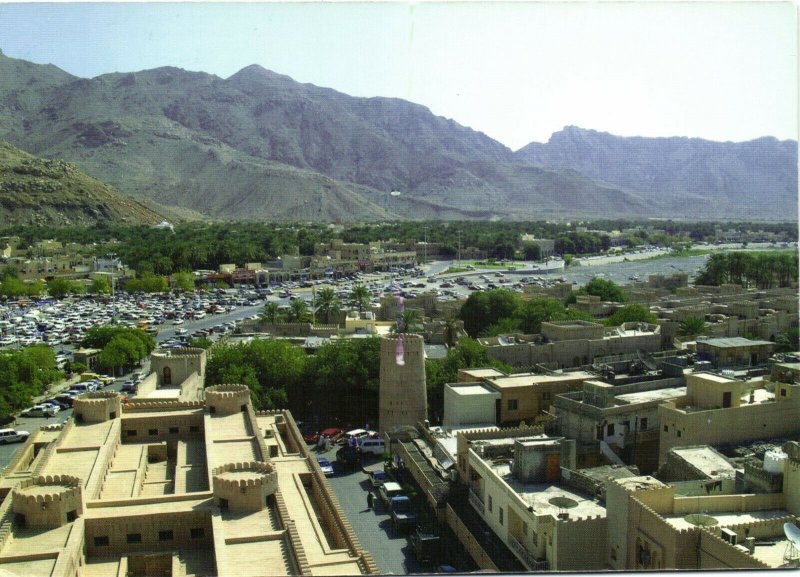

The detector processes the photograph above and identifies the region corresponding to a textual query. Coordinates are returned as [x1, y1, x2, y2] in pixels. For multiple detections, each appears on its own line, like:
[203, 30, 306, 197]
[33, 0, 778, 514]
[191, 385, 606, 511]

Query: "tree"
[260, 301, 280, 324]
[172, 271, 196, 292]
[314, 287, 341, 325]
[350, 284, 371, 313]
[578, 278, 627, 302]
[459, 289, 520, 337]
[47, 278, 81, 299]
[605, 305, 658, 327]
[393, 310, 422, 334]
[89, 276, 112, 295]
[775, 328, 799, 353]
[678, 316, 708, 339]
[287, 299, 310, 323]
[522, 242, 541, 261]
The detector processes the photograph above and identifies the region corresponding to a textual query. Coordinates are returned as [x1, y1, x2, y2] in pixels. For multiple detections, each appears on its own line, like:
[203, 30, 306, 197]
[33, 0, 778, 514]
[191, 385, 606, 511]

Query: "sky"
[0, 1, 796, 151]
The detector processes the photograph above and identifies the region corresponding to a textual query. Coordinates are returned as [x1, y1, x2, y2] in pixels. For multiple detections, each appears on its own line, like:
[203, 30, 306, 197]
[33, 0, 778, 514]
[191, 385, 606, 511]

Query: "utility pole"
[423, 226, 428, 266]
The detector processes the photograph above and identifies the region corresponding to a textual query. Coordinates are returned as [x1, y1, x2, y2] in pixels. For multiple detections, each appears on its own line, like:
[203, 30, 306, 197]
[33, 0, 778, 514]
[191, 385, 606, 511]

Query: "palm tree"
[260, 301, 280, 324]
[315, 287, 341, 325]
[442, 315, 462, 347]
[350, 284, 371, 314]
[392, 310, 423, 334]
[288, 299, 311, 323]
[678, 316, 708, 339]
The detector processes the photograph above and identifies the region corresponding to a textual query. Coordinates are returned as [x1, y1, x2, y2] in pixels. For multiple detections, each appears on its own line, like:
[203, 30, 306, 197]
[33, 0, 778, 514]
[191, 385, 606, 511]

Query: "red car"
[304, 427, 343, 445]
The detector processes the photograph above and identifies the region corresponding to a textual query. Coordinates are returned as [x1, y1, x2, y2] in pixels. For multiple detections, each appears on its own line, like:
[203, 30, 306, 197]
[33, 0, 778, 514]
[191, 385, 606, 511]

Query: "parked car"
[335, 445, 360, 469]
[358, 434, 386, 455]
[121, 380, 138, 393]
[0, 428, 30, 444]
[369, 470, 389, 488]
[339, 428, 371, 446]
[20, 404, 59, 418]
[316, 457, 335, 477]
[378, 481, 404, 508]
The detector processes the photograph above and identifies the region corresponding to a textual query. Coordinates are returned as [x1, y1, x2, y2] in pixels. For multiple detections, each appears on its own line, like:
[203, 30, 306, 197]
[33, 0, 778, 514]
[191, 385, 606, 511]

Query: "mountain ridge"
[0, 50, 795, 222]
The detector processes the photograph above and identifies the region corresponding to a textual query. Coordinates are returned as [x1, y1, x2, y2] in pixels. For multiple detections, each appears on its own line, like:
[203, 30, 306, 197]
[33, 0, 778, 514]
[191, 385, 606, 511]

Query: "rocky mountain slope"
[0, 140, 164, 226]
[517, 126, 797, 220]
[0, 49, 795, 222]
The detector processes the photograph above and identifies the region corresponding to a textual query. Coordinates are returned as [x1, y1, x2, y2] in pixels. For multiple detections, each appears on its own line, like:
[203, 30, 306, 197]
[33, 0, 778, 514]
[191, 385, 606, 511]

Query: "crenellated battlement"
[74, 392, 121, 423]
[212, 461, 278, 513]
[151, 347, 205, 360]
[205, 384, 251, 415]
[12, 475, 83, 528]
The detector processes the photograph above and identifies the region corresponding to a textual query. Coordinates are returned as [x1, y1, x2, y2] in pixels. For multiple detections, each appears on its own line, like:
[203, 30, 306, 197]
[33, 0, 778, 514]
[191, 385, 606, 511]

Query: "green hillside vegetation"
[0, 140, 164, 226]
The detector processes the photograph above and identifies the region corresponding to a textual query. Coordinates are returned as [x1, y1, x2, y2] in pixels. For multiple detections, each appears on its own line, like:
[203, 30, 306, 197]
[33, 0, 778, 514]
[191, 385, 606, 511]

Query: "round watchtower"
[379, 334, 427, 432]
[205, 384, 251, 415]
[73, 391, 121, 423]
[150, 347, 206, 387]
[212, 461, 278, 513]
[12, 475, 83, 528]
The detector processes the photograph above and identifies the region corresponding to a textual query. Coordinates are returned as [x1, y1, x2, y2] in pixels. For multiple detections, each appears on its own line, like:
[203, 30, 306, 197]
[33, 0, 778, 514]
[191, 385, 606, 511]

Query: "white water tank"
[763, 450, 788, 474]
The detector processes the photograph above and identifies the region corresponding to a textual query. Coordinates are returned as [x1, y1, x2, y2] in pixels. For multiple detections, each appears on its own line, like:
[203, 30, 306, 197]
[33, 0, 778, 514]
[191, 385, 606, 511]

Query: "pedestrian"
[367, 492, 373, 509]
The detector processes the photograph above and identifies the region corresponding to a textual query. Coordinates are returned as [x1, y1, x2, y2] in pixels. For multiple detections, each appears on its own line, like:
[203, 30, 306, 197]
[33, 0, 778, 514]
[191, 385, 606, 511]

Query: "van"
[358, 436, 386, 455]
[340, 429, 370, 446]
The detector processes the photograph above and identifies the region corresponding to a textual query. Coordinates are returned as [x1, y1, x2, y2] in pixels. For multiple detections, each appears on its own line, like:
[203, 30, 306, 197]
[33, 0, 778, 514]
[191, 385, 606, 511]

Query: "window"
[148, 429, 158, 436]
[542, 392, 551, 401]
[126, 430, 137, 437]
[169, 427, 179, 434]
[158, 530, 174, 542]
[94, 536, 109, 547]
[190, 528, 205, 539]
[607, 423, 615, 437]
[189, 425, 200, 433]
[640, 418, 648, 430]
[507, 399, 518, 411]
[499, 507, 504, 525]
[488, 495, 493, 513]
[663, 425, 668, 433]
[677, 430, 682, 438]
[126, 533, 142, 544]
[781, 388, 787, 397]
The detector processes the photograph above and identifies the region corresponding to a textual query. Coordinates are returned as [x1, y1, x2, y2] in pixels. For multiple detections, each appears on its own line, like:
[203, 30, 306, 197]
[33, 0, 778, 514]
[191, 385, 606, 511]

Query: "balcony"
[468, 488, 484, 516]
[508, 534, 549, 571]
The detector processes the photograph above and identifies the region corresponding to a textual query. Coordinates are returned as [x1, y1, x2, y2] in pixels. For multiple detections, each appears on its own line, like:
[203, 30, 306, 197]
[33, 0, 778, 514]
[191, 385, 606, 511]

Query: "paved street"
[316, 445, 426, 575]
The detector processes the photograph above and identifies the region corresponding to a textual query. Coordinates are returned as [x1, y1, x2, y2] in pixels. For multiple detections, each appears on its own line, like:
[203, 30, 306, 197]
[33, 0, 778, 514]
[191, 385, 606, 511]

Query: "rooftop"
[450, 383, 499, 397]
[614, 386, 686, 406]
[489, 371, 593, 389]
[670, 446, 736, 477]
[699, 337, 775, 348]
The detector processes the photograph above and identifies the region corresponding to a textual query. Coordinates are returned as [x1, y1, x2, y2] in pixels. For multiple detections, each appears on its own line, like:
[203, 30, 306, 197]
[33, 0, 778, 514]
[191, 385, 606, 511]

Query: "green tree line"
[695, 251, 798, 288]
[0, 346, 62, 420]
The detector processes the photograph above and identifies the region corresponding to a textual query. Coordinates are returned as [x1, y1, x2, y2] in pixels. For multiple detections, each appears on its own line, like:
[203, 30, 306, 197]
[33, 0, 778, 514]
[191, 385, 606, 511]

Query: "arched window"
[163, 366, 172, 385]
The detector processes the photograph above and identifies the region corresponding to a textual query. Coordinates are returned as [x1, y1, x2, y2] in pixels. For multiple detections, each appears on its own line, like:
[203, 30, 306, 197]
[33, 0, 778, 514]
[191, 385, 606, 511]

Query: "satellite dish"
[637, 349, 658, 371]
[785, 523, 800, 546]
[785, 523, 800, 562]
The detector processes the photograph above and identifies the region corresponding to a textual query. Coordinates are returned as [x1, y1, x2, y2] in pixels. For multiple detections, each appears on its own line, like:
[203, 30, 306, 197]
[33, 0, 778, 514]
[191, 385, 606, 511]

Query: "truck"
[389, 495, 417, 531]
[378, 481, 403, 508]
[409, 530, 440, 563]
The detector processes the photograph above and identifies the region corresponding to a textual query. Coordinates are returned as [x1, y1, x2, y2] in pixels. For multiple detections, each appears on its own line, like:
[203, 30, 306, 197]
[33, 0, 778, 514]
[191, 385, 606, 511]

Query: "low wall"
[445, 503, 500, 572]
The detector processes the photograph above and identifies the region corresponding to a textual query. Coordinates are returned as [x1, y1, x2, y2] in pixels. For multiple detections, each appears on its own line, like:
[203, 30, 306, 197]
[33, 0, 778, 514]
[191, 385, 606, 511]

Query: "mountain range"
[0, 49, 795, 223]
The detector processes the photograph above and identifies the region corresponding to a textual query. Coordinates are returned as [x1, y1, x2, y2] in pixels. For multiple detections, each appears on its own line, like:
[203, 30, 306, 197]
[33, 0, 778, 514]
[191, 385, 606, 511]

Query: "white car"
[0, 429, 30, 444]
[20, 404, 59, 418]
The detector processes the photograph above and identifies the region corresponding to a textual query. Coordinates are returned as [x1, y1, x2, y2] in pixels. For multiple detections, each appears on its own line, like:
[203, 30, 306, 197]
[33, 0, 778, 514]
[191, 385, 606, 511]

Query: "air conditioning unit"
[720, 528, 737, 545]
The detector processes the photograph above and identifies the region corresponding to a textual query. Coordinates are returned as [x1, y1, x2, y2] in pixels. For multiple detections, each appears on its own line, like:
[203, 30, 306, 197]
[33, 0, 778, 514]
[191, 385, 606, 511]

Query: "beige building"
[607, 442, 800, 570]
[479, 321, 662, 370]
[456, 430, 608, 571]
[695, 337, 776, 368]
[658, 372, 800, 464]
[0, 381, 376, 576]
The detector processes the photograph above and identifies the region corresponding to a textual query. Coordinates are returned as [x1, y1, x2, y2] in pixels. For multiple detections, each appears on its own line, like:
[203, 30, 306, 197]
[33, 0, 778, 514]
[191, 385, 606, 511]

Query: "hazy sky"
[0, 1, 796, 150]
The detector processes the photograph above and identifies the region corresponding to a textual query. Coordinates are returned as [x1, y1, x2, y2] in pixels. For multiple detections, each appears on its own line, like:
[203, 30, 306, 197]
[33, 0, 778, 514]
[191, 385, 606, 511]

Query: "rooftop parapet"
[205, 384, 251, 415]
[12, 475, 83, 528]
[212, 461, 278, 513]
